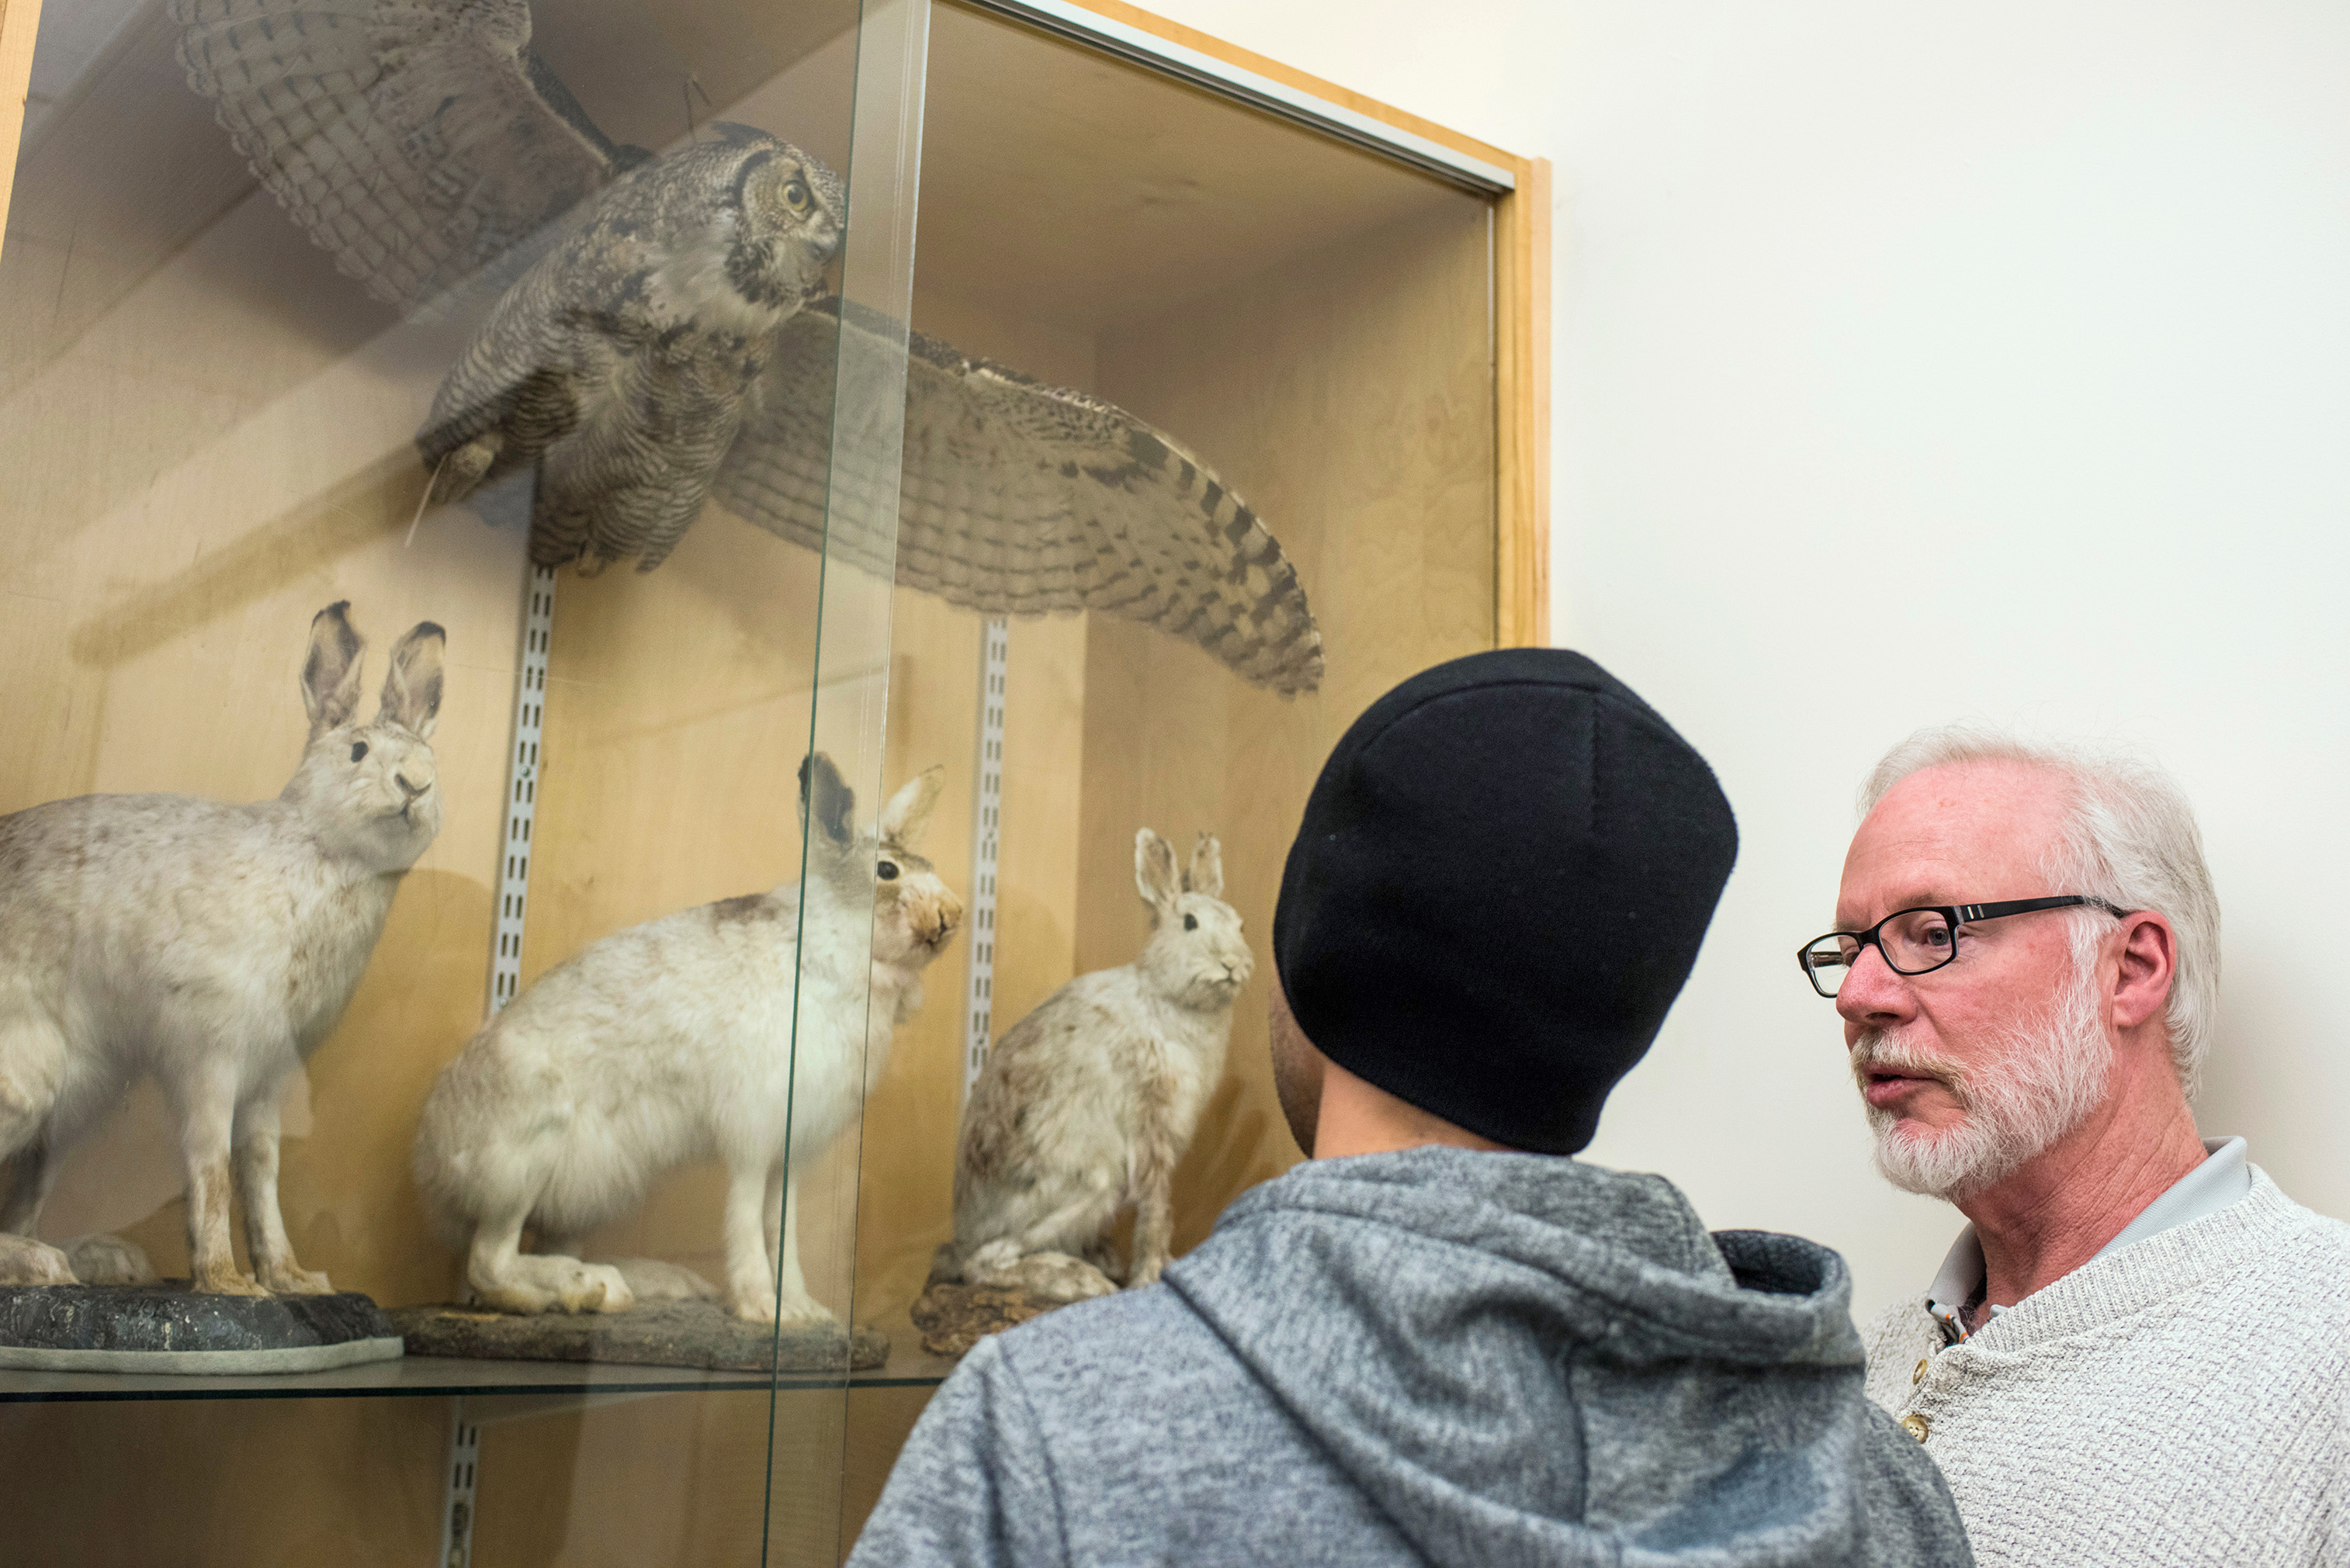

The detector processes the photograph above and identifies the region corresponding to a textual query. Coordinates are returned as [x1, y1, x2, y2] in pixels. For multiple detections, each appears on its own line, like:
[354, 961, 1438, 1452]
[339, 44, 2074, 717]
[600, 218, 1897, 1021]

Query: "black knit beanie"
[1274, 649, 1738, 1155]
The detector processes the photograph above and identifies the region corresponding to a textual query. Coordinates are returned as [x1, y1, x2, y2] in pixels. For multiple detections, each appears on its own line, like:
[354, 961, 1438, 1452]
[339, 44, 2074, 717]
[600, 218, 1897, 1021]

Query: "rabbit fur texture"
[0, 601, 445, 1296]
[414, 754, 961, 1323]
[944, 829, 1252, 1303]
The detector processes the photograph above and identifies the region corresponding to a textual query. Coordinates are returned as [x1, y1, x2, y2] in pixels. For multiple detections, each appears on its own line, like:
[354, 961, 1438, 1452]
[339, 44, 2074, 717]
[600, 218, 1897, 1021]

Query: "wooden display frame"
[1024, 1, 1552, 649]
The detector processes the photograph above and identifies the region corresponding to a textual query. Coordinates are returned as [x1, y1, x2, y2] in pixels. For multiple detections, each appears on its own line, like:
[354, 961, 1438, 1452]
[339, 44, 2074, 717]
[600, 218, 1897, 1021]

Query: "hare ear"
[379, 622, 446, 739]
[798, 753, 857, 850]
[301, 601, 367, 742]
[879, 766, 945, 848]
[1184, 834, 1224, 900]
[1135, 829, 1180, 916]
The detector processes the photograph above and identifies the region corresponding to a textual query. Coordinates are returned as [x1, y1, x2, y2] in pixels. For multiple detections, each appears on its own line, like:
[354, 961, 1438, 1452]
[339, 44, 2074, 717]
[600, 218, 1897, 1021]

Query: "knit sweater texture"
[1861, 1168, 2350, 1566]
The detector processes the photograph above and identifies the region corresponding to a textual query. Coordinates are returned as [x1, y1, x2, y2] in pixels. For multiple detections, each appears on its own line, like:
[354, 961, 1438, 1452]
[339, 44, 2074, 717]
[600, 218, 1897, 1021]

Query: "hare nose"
[396, 773, 430, 800]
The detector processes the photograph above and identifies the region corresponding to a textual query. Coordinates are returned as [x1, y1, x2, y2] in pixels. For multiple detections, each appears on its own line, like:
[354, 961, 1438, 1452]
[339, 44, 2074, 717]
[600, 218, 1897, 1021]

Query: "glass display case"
[0, 0, 1545, 1558]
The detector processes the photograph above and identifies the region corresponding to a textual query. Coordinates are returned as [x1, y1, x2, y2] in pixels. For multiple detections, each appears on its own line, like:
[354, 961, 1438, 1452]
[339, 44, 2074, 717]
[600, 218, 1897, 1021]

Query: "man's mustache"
[1850, 1030, 1972, 1103]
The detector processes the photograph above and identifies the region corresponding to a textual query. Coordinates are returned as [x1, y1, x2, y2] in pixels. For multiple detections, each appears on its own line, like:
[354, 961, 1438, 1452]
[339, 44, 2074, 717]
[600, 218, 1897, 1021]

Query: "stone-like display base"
[0, 1283, 404, 1374]
[910, 1281, 1068, 1358]
[390, 1301, 889, 1372]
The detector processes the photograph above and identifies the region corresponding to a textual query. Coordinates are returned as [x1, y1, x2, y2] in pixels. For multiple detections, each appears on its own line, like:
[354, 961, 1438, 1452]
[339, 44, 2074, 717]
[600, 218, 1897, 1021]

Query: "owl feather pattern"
[715, 302, 1324, 696]
[169, 0, 1324, 692]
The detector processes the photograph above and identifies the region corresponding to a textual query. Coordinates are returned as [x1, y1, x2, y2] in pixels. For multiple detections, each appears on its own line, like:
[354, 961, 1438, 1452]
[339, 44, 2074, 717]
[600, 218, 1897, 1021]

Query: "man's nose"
[1834, 942, 1914, 1029]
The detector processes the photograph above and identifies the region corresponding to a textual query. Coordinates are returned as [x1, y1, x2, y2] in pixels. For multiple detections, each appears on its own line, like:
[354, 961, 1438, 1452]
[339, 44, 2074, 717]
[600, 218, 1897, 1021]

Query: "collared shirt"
[1923, 1137, 2251, 1342]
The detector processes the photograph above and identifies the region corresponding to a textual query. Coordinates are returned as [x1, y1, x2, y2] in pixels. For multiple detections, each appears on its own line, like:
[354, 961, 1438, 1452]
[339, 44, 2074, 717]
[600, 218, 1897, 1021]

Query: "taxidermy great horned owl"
[169, 0, 1323, 694]
[418, 126, 843, 573]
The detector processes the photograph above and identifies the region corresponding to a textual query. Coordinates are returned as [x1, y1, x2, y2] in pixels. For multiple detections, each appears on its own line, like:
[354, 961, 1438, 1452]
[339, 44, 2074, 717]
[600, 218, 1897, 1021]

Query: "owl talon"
[429, 436, 499, 504]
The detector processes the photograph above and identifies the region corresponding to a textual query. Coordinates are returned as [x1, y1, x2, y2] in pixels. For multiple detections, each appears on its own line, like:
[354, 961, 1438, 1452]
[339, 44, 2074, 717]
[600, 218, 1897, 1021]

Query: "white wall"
[1147, 0, 2350, 1320]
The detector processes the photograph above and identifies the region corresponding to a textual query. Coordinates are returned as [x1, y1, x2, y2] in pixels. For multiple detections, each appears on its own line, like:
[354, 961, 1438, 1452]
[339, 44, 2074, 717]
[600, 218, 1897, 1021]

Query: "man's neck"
[1956, 1055, 2206, 1323]
[1312, 1060, 1511, 1158]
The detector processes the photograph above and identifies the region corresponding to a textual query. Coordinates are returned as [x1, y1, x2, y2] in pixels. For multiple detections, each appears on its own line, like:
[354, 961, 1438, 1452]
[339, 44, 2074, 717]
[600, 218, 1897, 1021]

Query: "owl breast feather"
[418, 178, 813, 573]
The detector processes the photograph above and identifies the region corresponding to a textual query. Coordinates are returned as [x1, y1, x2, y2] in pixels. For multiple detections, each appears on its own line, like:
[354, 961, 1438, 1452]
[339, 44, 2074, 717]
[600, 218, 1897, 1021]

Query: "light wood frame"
[1059, 1, 1552, 647]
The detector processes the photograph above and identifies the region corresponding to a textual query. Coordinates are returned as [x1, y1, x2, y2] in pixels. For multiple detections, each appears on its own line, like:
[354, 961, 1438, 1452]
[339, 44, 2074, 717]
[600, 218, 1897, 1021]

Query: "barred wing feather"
[713, 299, 1324, 696]
[168, 0, 625, 311]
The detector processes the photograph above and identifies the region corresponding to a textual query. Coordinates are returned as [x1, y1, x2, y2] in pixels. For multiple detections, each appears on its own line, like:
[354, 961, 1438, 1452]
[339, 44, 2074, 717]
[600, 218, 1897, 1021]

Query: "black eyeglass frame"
[1797, 895, 2131, 998]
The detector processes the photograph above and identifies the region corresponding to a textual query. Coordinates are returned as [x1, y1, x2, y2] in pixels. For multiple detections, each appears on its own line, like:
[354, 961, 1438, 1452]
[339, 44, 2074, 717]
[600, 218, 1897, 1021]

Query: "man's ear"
[1268, 973, 1326, 1159]
[2110, 911, 2178, 1033]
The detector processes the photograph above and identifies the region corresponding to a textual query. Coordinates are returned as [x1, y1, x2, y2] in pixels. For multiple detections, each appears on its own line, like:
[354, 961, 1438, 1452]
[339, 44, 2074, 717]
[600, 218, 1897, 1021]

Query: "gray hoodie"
[850, 1149, 1971, 1567]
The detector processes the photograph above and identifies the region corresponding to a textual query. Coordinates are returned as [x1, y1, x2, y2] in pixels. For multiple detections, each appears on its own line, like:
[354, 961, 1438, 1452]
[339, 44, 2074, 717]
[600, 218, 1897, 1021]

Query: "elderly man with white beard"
[1801, 726, 2350, 1567]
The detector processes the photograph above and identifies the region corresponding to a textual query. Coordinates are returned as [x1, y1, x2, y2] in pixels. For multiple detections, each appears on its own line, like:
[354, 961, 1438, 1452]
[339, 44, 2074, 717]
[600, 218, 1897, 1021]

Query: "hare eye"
[349, 742, 369, 762]
[877, 860, 900, 881]
[1184, 913, 1198, 931]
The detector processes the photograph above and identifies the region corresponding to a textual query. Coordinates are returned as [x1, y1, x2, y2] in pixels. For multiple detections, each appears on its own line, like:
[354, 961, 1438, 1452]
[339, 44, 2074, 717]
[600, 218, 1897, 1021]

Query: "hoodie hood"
[1165, 1147, 1882, 1567]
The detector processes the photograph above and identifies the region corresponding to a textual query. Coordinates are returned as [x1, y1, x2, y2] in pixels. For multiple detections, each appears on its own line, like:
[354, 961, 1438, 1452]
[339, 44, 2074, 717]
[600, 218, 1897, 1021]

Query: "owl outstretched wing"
[169, 0, 633, 311]
[713, 299, 1326, 696]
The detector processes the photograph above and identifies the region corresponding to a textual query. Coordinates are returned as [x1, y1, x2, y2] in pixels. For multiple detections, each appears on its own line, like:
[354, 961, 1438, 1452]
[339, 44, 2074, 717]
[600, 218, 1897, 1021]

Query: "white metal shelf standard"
[488, 566, 556, 1018]
[441, 559, 553, 1568]
[962, 618, 1010, 1102]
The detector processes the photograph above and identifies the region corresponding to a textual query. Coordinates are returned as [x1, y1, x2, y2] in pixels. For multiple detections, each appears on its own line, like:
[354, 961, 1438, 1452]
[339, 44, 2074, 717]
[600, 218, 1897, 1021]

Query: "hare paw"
[257, 1261, 335, 1296]
[965, 1239, 1024, 1279]
[730, 1285, 837, 1327]
[549, 1261, 633, 1314]
[193, 1265, 271, 1298]
[0, 1234, 78, 1286]
[606, 1258, 721, 1303]
[62, 1234, 156, 1286]
[1012, 1252, 1119, 1303]
[470, 1255, 636, 1315]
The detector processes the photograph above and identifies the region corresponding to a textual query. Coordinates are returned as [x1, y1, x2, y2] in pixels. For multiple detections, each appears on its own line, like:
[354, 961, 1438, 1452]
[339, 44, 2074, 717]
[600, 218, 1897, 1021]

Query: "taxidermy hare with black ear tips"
[414, 755, 960, 1322]
[944, 830, 1252, 1303]
[0, 601, 445, 1293]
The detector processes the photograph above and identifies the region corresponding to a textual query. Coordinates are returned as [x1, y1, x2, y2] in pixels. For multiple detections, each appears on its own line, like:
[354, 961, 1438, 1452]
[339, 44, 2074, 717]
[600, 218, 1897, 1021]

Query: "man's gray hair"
[1860, 725, 2221, 1096]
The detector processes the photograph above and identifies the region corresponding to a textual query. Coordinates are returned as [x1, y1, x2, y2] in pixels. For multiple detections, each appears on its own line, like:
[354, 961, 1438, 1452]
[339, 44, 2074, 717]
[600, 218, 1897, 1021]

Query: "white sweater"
[1863, 1168, 2349, 1566]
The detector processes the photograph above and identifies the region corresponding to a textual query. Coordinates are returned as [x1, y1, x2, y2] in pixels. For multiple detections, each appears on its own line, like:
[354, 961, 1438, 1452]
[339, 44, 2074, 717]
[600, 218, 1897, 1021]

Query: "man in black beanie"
[851, 649, 1973, 1568]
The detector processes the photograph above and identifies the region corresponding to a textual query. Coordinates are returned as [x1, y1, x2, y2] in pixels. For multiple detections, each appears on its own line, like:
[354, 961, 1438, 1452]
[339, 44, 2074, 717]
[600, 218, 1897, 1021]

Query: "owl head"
[709, 126, 845, 311]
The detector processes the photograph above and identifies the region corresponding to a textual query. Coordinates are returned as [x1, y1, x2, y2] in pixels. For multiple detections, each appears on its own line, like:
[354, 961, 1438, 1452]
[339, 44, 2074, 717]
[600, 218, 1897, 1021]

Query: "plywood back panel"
[846, 286, 1095, 1318]
[1079, 191, 1500, 1250]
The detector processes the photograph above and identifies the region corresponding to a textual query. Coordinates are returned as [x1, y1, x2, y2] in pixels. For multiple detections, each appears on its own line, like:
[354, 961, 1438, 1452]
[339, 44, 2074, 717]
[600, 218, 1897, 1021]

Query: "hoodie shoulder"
[1853, 1403, 1977, 1567]
[982, 1284, 1425, 1563]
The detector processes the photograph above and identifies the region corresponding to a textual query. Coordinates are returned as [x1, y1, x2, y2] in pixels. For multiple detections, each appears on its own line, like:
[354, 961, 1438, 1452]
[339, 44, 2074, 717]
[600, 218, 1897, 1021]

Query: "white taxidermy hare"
[0, 601, 445, 1294]
[414, 754, 960, 1322]
[945, 830, 1252, 1302]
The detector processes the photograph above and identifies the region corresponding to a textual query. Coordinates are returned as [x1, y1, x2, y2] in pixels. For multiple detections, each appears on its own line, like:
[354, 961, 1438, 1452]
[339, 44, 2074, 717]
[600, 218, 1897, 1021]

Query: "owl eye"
[783, 178, 813, 214]
[350, 741, 369, 763]
[877, 860, 900, 881]
[1184, 913, 1198, 931]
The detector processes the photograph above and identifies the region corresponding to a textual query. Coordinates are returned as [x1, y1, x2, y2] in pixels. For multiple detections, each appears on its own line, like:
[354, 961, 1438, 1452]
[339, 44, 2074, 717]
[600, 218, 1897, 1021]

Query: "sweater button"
[1912, 1359, 1929, 1386]
[1901, 1414, 1931, 1443]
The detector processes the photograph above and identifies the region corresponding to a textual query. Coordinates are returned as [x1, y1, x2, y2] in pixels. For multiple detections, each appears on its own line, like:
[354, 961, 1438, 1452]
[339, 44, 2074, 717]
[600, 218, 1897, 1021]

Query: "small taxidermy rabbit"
[414, 754, 960, 1322]
[0, 601, 445, 1294]
[943, 829, 1251, 1302]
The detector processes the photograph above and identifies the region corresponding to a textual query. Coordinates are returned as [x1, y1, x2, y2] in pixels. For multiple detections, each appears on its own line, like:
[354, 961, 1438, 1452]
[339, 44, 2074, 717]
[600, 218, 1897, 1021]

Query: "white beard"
[1853, 955, 2112, 1200]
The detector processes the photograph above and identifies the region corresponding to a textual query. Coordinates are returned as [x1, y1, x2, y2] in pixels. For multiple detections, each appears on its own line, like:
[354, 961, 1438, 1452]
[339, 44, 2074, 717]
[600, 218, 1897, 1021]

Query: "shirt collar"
[1922, 1136, 2250, 1342]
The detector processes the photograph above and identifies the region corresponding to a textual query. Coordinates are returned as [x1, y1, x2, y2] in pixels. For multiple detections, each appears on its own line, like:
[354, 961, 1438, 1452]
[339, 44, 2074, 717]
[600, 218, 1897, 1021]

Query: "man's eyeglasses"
[1797, 896, 2129, 999]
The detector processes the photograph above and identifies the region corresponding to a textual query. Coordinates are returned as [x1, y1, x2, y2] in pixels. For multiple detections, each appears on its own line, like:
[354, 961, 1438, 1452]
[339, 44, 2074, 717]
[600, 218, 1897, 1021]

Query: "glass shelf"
[0, 1348, 952, 1404]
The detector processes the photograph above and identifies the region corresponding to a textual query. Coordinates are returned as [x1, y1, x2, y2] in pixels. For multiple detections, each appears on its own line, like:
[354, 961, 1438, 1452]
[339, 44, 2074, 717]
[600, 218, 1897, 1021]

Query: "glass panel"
[841, 0, 1503, 1534]
[0, 0, 916, 1562]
